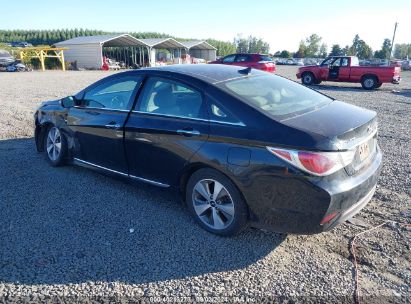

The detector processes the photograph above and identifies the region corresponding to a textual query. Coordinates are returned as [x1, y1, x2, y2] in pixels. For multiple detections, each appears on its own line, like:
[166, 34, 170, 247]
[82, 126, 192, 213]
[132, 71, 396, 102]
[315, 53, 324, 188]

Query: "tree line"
[275, 33, 411, 60]
[0, 29, 271, 57]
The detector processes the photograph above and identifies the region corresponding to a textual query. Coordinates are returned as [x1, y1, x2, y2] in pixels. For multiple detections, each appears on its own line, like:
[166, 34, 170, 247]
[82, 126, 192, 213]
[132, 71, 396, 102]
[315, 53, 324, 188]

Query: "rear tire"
[186, 168, 248, 236]
[361, 76, 377, 90]
[44, 125, 67, 166]
[302, 72, 315, 85]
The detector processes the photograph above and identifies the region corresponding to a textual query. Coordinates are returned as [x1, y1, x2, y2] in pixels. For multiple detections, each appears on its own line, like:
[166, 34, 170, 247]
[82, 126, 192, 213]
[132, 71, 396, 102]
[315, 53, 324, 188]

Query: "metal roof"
[139, 38, 186, 49]
[54, 35, 217, 50]
[54, 34, 147, 47]
[180, 40, 217, 50]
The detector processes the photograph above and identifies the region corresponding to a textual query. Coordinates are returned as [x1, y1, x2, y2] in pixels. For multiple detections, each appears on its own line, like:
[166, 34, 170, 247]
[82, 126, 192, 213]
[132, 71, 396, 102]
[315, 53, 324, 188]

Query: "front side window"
[136, 77, 205, 119]
[222, 55, 236, 63]
[217, 74, 332, 120]
[321, 58, 333, 66]
[331, 58, 342, 66]
[82, 76, 141, 110]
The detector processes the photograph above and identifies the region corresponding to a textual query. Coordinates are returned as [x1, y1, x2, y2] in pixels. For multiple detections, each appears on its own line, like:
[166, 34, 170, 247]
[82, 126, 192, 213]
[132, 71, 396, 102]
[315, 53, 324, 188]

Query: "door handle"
[177, 129, 201, 137]
[105, 123, 121, 129]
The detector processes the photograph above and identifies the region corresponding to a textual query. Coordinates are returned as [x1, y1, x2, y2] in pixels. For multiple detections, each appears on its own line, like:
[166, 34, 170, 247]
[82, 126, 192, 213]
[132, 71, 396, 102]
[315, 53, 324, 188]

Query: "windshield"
[0, 50, 12, 58]
[217, 75, 332, 120]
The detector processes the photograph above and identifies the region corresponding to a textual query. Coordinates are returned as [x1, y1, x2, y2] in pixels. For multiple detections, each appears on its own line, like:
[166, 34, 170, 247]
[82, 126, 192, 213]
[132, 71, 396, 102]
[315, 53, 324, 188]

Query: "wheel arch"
[178, 162, 251, 219]
[301, 71, 316, 83]
[361, 73, 379, 83]
[35, 121, 54, 152]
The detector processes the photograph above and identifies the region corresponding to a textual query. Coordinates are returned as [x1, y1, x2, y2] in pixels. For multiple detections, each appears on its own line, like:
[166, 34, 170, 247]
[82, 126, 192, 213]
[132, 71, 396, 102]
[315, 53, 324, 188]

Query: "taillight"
[267, 147, 355, 176]
[320, 212, 338, 225]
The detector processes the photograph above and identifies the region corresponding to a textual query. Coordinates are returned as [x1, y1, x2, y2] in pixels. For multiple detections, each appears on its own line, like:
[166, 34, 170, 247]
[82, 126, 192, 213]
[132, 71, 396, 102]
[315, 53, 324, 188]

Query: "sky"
[1, 0, 410, 53]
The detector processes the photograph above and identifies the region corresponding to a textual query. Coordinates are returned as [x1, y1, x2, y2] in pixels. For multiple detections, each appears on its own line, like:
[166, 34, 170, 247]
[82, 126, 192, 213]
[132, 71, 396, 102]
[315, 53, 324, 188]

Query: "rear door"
[124, 76, 209, 186]
[67, 74, 143, 173]
[221, 54, 237, 66]
[234, 54, 253, 68]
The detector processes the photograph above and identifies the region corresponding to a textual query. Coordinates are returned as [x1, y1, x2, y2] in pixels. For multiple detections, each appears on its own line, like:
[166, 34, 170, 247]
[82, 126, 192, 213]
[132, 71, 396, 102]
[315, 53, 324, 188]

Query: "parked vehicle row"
[297, 56, 401, 90]
[0, 49, 29, 72]
[35, 64, 382, 236]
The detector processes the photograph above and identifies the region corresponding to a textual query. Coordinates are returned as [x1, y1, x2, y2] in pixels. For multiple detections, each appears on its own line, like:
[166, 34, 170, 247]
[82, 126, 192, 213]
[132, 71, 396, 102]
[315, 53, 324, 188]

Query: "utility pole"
[389, 22, 398, 59]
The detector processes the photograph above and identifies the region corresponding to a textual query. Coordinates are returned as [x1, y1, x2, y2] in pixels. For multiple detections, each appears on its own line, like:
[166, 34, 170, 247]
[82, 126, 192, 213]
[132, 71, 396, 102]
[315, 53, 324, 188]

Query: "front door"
[124, 76, 209, 186]
[67, 74, 143, 173]
[328, 58, 342, 80]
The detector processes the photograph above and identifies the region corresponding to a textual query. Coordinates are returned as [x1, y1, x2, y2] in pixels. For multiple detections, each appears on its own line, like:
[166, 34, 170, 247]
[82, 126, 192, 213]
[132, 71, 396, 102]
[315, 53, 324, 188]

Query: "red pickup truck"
[296, 56, 401, 90]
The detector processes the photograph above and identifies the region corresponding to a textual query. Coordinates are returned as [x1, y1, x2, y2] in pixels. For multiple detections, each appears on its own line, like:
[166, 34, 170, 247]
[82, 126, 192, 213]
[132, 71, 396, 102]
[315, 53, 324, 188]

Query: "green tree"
[280, 50, 291, 58]
[294, 40, 307, 58]
[393, 43, 411, 59]
[305, 34, 322, 57]
[348, 34, 373, 59]
[329, 44, 343, 56]
[319, 43, 327, 58]
[234, 35, 270, 54]
[206, 39, 236, 56]
[374, 39, 392, 59]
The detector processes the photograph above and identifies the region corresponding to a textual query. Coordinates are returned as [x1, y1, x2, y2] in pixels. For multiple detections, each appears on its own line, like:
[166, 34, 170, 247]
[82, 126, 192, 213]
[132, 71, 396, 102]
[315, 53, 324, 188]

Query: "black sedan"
[34, 64, 382, 236]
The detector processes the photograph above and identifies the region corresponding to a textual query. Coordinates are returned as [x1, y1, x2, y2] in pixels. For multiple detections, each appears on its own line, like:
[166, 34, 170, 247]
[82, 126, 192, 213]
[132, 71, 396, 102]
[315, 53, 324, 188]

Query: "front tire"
[44, 126, 67, 166]
[186, 168, 248, 236]
[302, 72, 315, 85]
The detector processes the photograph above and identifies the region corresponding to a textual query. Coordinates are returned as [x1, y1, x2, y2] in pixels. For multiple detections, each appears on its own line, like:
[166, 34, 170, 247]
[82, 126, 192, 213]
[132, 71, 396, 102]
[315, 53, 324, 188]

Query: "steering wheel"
[110, 95, 126, 109]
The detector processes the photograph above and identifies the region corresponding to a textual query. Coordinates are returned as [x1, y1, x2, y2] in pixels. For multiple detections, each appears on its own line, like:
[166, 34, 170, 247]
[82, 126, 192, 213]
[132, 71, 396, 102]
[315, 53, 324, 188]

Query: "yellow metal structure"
[19, 47, 68, 71]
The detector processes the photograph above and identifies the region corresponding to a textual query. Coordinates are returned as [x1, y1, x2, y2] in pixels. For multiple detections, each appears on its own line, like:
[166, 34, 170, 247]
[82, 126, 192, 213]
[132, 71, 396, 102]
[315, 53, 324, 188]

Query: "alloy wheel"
[303, 74, 312, 84]
[192, 179, 235, 230]
[364, 78, 375, 88]
[46, 127, 62, 161]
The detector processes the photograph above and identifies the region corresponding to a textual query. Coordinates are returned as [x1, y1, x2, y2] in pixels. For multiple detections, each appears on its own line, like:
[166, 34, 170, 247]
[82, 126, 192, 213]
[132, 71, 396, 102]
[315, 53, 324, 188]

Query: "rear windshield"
[218, 75, 332, 120]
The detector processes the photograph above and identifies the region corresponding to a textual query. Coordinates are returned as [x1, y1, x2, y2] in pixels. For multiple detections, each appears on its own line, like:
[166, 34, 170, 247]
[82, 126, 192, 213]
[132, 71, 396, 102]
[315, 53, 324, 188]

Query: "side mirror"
[60, 96, 75, 108]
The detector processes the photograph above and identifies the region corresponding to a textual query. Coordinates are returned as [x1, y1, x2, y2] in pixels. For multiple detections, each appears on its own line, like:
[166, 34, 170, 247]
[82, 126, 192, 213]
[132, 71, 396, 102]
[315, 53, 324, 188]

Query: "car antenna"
[238, 67, 252, 75]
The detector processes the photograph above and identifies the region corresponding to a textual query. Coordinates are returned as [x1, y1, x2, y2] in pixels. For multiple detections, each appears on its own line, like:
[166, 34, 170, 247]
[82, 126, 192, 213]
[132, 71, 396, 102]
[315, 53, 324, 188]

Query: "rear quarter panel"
[349, 66, 398, 83]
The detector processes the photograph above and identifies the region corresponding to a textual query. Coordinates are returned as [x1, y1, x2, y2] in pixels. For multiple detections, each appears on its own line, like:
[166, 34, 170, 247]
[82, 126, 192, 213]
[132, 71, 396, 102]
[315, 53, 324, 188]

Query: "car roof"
[140, 64, 268, 84]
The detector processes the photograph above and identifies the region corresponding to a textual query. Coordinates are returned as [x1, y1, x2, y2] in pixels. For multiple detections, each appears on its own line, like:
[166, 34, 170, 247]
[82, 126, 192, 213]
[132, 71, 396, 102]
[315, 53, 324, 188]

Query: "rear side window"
[207, 97, 243, 125]
[259, 55, 273, 62]
[235, 55, 251, 62]
[218, 75, 332, 120]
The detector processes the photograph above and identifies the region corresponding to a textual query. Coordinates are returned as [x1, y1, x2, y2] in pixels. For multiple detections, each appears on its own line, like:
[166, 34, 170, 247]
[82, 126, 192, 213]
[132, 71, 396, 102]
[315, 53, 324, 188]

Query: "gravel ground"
[0, 67, 410, 303]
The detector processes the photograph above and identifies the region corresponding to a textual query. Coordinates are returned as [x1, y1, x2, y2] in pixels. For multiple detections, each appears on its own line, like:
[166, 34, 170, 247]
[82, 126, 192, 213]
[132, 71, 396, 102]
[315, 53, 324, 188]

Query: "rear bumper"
[392, 76, 401, 84]
[296, 72, 302, 79]
[246, 147, 383, 234]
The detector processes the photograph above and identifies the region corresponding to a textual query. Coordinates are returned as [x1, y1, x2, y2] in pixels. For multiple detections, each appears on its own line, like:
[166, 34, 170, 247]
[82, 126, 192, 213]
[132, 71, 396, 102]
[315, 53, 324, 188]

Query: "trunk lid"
[280, 100, 378, 175]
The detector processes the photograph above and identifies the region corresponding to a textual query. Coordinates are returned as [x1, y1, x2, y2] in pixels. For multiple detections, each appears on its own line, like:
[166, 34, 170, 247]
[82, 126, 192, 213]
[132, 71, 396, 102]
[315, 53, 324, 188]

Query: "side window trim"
[131, 109, 245, 126]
